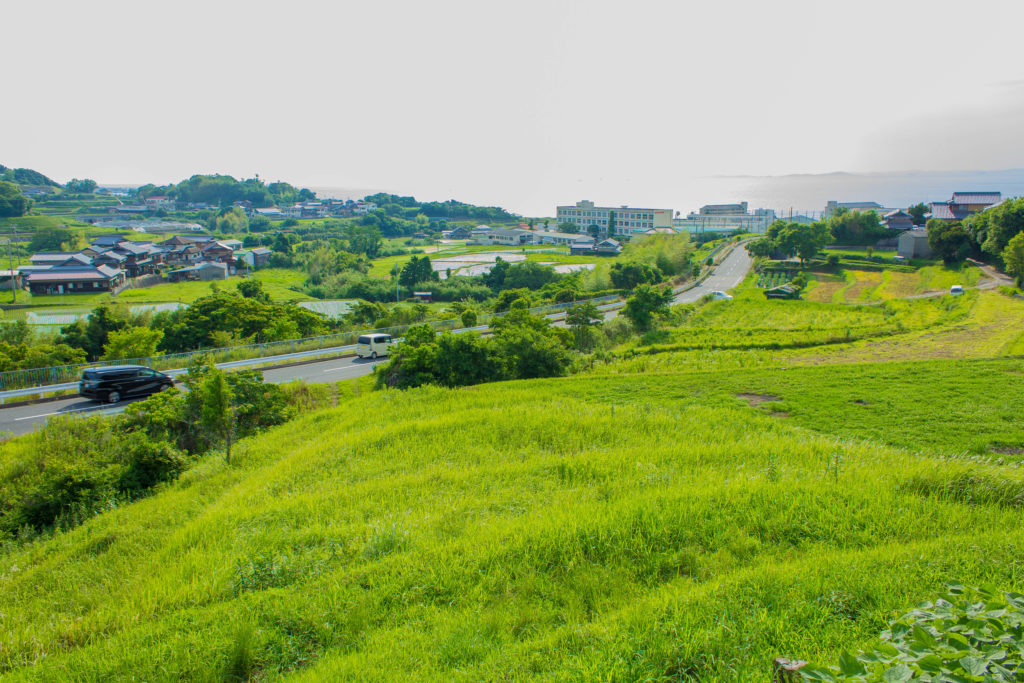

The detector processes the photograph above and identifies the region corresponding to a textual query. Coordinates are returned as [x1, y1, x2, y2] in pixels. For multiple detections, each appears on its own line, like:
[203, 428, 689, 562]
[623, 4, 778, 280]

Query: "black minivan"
[79, 365, 175, 404]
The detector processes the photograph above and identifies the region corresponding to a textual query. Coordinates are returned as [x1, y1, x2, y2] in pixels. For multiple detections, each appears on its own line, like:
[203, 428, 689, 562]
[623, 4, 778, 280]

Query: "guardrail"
[0, 294, 621, 394]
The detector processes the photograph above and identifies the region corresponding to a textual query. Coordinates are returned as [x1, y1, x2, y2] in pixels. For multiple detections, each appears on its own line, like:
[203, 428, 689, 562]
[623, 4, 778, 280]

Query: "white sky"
[4, 0, 1023, 215]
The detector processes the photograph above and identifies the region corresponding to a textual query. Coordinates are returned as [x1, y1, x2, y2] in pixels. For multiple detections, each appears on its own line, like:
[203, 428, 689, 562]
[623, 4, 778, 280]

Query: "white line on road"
[14, 405, 105, 421]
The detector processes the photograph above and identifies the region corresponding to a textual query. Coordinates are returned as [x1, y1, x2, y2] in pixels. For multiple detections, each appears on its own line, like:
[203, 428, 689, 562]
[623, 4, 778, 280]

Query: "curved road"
[0, 244, 755, 436]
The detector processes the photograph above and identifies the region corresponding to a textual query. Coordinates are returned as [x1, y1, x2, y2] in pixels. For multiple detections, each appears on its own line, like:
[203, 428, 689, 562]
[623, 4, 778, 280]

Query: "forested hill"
[0, 164, 59, 187]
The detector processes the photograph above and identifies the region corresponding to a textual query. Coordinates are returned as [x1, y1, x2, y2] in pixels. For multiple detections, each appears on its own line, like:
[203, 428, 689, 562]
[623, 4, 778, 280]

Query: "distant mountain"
[0, 164, 60, 187]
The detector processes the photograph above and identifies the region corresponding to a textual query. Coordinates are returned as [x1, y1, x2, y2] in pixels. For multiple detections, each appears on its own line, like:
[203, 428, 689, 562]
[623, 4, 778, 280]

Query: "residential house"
[897, 229, 933, 259]
[882, 210, 915, 231]
[254, 208, 285, 220]
[200, 241, 236, 264]
[570, 238, 622, 256]
[91, 235, 129, 248]
[474, 228, 534, 246]
[250, 247, 273, 268]
[30, 252, 77, 267]
[928, 192, 1002, 222]
[0, 270, 23, 290]
[25, 264, 126, 294]
[444, 226, 473, 240]
[220, 239, 243, 251]
[353, 201, 377, 215]
[144, 195, 176, 211]
[112, 241, 159, 276]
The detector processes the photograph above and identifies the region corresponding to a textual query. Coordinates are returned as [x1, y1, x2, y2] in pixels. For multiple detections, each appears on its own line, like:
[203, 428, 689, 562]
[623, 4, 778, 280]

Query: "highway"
[0, 242, 753, 436]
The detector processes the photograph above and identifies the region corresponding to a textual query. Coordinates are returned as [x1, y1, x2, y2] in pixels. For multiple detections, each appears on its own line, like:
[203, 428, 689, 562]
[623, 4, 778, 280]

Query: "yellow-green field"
[805, 265, 983, 304]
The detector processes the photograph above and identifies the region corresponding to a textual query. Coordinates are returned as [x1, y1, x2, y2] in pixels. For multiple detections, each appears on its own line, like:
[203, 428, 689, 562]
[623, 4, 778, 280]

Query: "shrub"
[802, 585, 1024, 681]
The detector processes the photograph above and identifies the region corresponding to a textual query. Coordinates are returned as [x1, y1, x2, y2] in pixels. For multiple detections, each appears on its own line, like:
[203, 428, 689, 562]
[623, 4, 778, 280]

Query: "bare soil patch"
[737, 393, 781, 407]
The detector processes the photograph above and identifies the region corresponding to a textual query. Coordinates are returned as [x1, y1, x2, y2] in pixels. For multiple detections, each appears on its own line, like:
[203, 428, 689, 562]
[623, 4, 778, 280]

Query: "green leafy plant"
[802, 585, 1024, 681]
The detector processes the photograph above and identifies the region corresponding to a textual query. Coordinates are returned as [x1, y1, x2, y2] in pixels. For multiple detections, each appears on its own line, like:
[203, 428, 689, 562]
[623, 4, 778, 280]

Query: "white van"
[356, 333, 393, 359]
[949, 285, 964, 296]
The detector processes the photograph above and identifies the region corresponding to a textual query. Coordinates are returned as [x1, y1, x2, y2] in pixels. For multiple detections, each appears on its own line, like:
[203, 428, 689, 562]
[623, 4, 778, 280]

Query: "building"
[928, 192, 1002, 222]
[882, 210, 915, 231]
[254, 208, 285, 221]
[897, 229, 933, 259]
[444, 226, 473, 240]
[556, 200, 674, 239]
[25, 264, 126, 294]
[674, 201, 773, 234]
[534, 231, 589, 247]
[472, 228, 534, 246]
[250, 247, 273, 268]
[167, 261, 228, 282]
[825, 200, 891, 217]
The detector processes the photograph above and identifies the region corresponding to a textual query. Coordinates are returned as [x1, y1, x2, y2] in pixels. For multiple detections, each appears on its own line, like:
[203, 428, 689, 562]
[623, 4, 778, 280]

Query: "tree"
[588, 224, 602, 240]
[272, 232, 292, 254]
[607, 211, 616, 238]
[398, 255, 438, 288]
[1003, 232, 1024, 287]
[775, 222, 831, 265]
[558, 222, 579, 234]
[623, 284, 674, 331]
[65, 178, 97, 194]
[460, 309, 478, 328]
[216, 207, 249, 234]
[201, 368, 235, 464]
[610, 262, 662, 290]
[977, 197, 1024, 258]
[0, 181, 31, 217]
[237, 279, 270, 303]
[29, 226, 74, 252]
[747, 238, 772, 258]
[907, 202, 929, 226]
[927, 220, 974, 263]
[566, 301, 602, 350]
[102, 327, 164, 360]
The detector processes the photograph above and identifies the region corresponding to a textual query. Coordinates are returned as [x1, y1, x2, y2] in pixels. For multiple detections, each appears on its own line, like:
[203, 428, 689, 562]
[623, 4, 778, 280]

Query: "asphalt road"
[0, 356, 388, 436]
[672, 242, 752, 304]
[0, 243, 754, 436]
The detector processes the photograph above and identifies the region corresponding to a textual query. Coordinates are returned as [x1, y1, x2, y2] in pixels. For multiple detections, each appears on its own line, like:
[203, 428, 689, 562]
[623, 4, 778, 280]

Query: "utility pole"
[4, 226, 16, 303]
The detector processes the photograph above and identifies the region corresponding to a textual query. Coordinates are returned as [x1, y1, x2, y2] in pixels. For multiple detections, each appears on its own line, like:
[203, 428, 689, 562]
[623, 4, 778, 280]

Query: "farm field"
[804, 264, 983, 304]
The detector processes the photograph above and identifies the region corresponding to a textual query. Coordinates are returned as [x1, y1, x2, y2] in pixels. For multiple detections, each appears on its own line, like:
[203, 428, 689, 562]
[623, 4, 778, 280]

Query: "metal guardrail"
[0, 294, 620, 394]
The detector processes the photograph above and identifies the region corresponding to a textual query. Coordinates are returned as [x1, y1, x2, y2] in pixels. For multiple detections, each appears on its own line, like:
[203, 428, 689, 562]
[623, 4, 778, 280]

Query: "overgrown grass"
[1, 359, 1023, 680]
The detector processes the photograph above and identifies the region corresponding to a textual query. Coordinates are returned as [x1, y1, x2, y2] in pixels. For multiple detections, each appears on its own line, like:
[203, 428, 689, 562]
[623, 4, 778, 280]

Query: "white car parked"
[949, 285, 964, 296]
[709, 290, 734, 300]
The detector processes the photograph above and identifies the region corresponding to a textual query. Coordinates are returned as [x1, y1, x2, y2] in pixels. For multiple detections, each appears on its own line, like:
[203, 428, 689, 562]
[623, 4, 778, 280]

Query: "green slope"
[2, 360, 1023, 681]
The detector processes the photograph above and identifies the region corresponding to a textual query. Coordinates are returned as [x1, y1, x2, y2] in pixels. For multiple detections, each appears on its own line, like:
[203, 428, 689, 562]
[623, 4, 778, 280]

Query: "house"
[254, 208, 285, 221]
[569, 238, 597, 255]
[412, 291, 433, 303]
[0, 270, 23, 290]
[91, 235, 129, 248]
[220, 239, 243, 251]
[445, 226, 473, 240]
[200, 241, 236, 264]
[593, 238, 623, 256]
[897, 229, 933, 259]
[250, 247, 273, 268]
[353, 202, 377, 215]
[91, 250, 129, 270]
[928, 192, 1002, 222]
[144, 196, 176, 210]
[167, 261, 228, 282]
[25, 265, 126, 294]
[30, 252, 77, 267]
[882, 210, 915, 231]
[112, 241, 160, 276]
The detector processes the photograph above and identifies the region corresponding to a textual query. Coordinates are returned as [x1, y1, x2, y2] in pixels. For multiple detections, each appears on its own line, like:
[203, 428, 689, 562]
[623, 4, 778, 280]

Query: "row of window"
[560, 210, 655, 221]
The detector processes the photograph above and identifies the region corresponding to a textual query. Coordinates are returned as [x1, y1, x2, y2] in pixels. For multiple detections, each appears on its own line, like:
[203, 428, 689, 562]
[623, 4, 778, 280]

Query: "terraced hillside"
[1, 350, 1023, 680]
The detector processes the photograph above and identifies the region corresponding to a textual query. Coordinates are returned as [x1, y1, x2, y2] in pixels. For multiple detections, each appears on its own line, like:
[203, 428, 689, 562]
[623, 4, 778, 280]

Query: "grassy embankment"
[1, 285, 1024, 679]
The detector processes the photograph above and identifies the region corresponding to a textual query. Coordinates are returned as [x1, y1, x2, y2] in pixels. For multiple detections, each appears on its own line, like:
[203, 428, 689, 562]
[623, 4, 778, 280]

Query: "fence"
[0, 295, 620, 391]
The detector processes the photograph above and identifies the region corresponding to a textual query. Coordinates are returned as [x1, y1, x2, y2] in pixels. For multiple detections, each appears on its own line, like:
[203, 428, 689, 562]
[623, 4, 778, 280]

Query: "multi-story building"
[555, 200, 673, 239]
[673, 202, 774, 234]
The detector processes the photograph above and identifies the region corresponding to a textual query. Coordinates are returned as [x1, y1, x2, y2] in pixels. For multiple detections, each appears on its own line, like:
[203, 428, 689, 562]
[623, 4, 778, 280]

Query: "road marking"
[14, 404, 104, 421]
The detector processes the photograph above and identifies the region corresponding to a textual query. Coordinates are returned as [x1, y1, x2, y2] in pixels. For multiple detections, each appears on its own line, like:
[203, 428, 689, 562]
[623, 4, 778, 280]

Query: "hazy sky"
[4, 0, 1023, 214]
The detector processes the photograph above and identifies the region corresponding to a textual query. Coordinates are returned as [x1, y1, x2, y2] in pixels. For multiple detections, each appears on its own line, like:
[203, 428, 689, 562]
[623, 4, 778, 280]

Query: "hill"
[1, 349, 1022, 680]
[0, 164, 59, 187]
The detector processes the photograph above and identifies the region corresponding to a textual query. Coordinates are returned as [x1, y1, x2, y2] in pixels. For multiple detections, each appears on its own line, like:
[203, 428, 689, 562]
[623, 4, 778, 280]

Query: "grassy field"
[805, 264, 983, 304]
[2, 239, 1022, 681]
[1, 359, 1023, 680]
